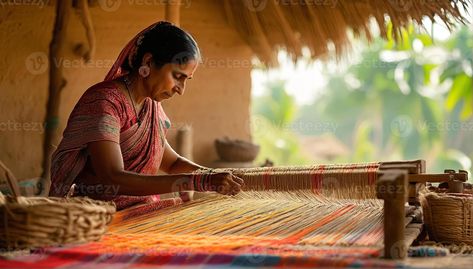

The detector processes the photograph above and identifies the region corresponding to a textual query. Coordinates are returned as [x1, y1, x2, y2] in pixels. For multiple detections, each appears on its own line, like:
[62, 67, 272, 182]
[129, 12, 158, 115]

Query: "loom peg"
[448, 180, 464, 193]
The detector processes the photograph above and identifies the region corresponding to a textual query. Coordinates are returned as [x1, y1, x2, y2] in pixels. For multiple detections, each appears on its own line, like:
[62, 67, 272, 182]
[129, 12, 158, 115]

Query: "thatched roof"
[223, 0, 469, 65]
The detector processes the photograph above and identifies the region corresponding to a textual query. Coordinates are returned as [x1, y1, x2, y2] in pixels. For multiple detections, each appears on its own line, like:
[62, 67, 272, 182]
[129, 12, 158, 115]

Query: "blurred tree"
[252, 80, 311, 165]
[294, 24, 472, 174]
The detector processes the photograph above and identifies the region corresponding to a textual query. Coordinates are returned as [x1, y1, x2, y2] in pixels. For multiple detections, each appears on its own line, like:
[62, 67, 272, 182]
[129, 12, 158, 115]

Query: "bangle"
[192, 169, 214, 192]
[188, 175, 194, 192]
[192, 172, 202, 192]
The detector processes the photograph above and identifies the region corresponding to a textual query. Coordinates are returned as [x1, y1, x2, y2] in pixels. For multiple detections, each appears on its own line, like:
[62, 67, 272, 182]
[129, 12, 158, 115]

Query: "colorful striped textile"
[1, 163, 410, 268]
[0, 248, 406, 268]
[105, 191, 385, 251]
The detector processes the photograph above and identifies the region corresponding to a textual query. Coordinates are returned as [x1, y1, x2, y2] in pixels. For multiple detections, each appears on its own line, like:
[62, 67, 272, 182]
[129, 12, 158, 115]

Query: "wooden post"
[39, 1, 71, 196]
[176, 125, 193, 160]
[377, 170, 408, 259]
[165, 0, 181, 26]
[176, 125, 194, 201]
[76, 0, 95, 62]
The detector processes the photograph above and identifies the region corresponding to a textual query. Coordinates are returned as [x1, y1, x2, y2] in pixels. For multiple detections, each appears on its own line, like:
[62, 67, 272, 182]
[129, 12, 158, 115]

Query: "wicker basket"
[215, 137, 260, 162]
[421, 192, 473, 244]
[0, 161, 116, 250]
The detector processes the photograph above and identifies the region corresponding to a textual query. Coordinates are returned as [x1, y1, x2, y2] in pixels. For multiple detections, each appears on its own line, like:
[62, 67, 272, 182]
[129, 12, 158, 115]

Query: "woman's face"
[145, 58, 198, 102]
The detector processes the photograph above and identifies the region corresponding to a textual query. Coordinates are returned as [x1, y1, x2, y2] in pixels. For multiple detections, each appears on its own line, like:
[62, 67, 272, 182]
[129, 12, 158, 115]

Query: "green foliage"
[445, 73, 472, 120]
[251, 81, 311, 166]
[251, 24, 472, 176]
[253, 80, 298, 126]
[293, 24, 472, 175]
[353, 121, 377, 162]
[251, 115, 311, 165]
[440, 27, 473, 120]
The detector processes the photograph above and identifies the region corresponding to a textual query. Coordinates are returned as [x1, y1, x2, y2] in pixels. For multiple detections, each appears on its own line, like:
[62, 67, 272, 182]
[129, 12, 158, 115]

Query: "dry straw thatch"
[223, 0, 469, 65]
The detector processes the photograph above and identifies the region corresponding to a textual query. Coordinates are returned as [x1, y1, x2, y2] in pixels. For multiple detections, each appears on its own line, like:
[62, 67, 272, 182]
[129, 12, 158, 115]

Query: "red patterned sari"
[49, 81, 172, 210]
[49, 22, 190, 210]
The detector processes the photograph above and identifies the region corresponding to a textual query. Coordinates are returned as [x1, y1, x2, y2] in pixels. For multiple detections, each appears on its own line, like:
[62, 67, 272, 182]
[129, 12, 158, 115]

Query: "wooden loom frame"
[375, 160, 468, 259]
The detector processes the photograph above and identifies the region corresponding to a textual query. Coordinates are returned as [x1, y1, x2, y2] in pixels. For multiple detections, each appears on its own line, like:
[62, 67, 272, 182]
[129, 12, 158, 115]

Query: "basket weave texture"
[421, 192, 473, 244]
[0, 193, 115, 250]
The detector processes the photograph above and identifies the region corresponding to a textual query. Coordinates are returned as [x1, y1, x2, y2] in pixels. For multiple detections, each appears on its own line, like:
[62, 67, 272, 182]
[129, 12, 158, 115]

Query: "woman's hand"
[209, 172, 244, 196]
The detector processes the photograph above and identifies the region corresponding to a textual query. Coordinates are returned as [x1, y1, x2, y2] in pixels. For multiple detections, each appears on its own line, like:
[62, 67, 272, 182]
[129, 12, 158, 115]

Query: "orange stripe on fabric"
[278, 204, 356, 244]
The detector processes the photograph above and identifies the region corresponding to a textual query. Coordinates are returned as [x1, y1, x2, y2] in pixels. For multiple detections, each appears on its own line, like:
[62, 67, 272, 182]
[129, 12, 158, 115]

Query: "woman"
[49, 21, 243, 210]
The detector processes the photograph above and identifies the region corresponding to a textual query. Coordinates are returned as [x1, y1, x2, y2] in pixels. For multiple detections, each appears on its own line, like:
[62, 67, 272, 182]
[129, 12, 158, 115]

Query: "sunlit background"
[250, 9, 473, 177]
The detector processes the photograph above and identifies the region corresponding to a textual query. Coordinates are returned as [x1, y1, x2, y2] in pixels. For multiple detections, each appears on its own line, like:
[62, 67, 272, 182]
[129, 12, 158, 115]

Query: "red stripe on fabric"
[0, 257, 73, 269]
[141, 253, 174, 265]
[263, 167, 273, 190]
[368, 163, 379, 185]
[310, 165, 325, 193]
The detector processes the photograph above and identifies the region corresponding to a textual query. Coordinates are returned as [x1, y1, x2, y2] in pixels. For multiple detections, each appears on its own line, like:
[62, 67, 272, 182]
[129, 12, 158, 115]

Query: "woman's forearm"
[167, 156, 208, 174]
[108, 156, 208, 196]
[108, 170, 194, 196]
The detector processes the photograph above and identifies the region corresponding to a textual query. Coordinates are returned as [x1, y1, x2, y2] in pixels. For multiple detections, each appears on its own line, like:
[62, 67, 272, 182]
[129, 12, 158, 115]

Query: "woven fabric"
[0, 249, 405, 268]
[0, 163, 411, 268]
[0, 247, 405, 269]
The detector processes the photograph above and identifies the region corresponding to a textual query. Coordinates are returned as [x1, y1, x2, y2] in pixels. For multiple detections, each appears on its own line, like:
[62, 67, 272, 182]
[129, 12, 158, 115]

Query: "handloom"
[105, 160, 467, 259]
[1, 160, 468, 268]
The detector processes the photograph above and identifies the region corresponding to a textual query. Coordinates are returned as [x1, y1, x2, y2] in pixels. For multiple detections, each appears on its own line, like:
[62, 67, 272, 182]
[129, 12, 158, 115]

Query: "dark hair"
[123, 21, 200, 72]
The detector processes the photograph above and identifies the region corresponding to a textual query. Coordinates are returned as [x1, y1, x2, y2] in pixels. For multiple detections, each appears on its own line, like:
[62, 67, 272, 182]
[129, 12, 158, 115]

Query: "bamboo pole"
[39, 1, 71, 196]
[165, 0, 181, 26]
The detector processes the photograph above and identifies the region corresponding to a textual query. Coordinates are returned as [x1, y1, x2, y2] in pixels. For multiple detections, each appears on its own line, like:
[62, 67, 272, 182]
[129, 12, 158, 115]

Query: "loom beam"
[377, 170, 408, 260]
[407, 173, 468, 183]
[379, 160, 469, 205]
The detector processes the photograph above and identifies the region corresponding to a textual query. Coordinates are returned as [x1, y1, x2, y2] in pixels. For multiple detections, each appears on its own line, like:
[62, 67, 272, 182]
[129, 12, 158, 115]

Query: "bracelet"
[192, 168, 214, 192]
